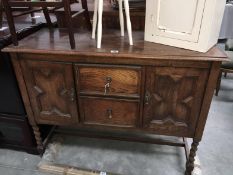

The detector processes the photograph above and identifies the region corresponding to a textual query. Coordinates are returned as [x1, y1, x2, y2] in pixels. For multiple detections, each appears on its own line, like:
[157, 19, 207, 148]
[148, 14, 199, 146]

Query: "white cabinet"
[145, 0, 226, 52]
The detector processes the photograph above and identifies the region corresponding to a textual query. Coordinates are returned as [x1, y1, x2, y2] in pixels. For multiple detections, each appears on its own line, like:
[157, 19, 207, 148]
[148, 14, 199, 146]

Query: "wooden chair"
[2, 0, 92, 49]
[215, 52, 233, 96]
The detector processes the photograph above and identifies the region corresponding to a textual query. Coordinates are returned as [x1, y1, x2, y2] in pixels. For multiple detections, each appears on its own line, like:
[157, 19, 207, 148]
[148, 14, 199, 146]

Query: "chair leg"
[92, 0, 98, 39]
[2, 0, 18, 45]
[27, 0, 36, 24]
[63, 0, 76, 49]
[97, 0, 103, 49]
[81, 0, 92, 30]
[215, 70, 222, 96]
[118, 0, 124, 36]
[43, 8, 52, 28]
[123, 0, 133, 45]
[224, 72, 227, 78]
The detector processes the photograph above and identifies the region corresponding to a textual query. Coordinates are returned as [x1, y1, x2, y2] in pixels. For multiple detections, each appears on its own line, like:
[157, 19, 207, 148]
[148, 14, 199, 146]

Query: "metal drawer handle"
[107, 109, 113, 119]
[145, 91, 151, 105]
[104, 76, 112, 95]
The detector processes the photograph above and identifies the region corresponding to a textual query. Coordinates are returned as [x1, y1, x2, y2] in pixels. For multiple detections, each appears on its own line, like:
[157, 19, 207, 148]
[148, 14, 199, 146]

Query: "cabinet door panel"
[20, 60, 79, 125]
[143, 67, 208, 137]
[146, 0, 206, 42]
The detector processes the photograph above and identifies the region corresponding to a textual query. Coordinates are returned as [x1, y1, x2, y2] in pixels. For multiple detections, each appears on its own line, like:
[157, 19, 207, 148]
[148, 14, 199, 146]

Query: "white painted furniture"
[145, 0, 226, 52]
[92, 0, 133, 48]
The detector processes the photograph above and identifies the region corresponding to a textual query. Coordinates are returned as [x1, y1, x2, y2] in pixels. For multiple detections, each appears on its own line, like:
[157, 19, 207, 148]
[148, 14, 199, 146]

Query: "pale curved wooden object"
[92, 0, 133, 48]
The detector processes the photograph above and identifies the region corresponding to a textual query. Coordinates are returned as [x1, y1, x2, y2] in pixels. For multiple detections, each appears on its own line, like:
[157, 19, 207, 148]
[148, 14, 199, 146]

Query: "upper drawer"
[75, 64, 141, 98]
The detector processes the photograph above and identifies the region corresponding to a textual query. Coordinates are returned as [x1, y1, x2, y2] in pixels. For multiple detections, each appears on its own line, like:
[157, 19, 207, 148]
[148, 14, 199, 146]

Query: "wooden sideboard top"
[3, 28, 228, 62]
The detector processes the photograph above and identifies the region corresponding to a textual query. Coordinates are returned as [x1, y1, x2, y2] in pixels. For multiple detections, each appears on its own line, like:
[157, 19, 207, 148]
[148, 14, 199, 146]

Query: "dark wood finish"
[55, 2, 145, 30]
[2, 0, 91, 49]
[79, 96, 139, 127]
[194, 62, 221, 140]
[185, 139, 199, 175]
[55, 127, 187, 147]
[143, 67, 208, 137]
[20, 60, 79, 125]
[3, 29, 227, 62]
[3, 29, 228, 174]
[76, 64, 141, 98]
[2, 0, 18, 45]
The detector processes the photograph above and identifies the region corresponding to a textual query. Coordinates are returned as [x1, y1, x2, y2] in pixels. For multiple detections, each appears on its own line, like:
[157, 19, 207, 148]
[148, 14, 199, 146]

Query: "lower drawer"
[79, 97, 139, 128]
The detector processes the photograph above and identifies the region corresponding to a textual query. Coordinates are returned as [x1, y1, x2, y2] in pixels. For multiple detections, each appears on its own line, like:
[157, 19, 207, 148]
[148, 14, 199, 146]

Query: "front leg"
[32, 125, 44, 155]
[185, 139, 200, 175]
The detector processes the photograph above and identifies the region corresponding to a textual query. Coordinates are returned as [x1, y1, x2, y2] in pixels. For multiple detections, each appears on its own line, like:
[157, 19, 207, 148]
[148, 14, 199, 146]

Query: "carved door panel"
[20, 60, 79, 125]
[143, 67, 208, 137]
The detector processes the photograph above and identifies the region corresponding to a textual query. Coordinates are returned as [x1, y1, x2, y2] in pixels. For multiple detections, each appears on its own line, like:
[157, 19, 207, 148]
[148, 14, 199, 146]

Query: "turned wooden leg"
[185, 139, 199, 175]
[32, 125, 44, 155]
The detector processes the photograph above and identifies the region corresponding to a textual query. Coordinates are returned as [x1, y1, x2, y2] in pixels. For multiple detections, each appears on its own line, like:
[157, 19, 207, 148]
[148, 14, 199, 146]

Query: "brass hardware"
[107, 109, 113, 119]
[60, 88, 75, 102]
[145, 91, 151, 105]
[104, 76, 112, 95]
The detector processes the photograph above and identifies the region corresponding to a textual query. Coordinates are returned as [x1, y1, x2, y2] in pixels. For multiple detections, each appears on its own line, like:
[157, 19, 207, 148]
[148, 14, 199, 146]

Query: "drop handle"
[104, 76, 112, 95]
[107, 109, 113, 119]
[145, 91, 151, 105]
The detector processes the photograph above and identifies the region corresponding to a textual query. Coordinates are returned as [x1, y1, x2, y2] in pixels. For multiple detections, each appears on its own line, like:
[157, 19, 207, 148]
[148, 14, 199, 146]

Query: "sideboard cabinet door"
[20, 60, 79, 125]
[143, 67, 208, 137]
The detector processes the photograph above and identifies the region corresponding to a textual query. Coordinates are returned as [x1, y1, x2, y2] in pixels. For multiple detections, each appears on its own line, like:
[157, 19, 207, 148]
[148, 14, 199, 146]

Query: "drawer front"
[76, 65, 141, 98]
[79, 97, 139, 127]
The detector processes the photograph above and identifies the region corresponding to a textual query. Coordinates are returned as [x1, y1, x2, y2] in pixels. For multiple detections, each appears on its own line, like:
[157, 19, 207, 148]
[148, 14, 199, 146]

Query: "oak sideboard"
[3, 28, 228, 175]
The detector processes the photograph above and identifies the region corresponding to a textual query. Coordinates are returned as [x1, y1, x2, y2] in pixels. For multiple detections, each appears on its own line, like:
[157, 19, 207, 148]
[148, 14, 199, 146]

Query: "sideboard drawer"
[79, 97, 139, 127]
[75, 65, 141, 98]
